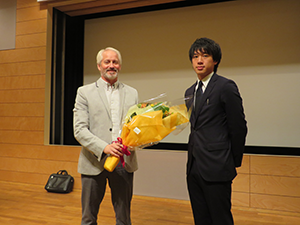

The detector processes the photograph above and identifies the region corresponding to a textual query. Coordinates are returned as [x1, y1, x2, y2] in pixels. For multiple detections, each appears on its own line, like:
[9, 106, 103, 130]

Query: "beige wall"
[0, 0, 299, 215]
[83, 0, 300, 147]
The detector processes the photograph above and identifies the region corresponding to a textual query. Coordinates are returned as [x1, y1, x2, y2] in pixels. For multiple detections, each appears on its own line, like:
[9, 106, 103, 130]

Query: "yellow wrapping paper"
[121, 104, 189, 147]
[121, 111, 175, 147]
[103, 155, 120, 172]
[104, 101, 189, 171]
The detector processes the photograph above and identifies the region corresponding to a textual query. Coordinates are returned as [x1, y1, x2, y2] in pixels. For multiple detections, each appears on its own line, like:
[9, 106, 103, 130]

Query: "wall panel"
[0, 75, 45, 89]
[17, 0, 44, 8]
[16, 33, 47, 48]
[0, 117, 44, 131]
[0, 103, 44, 117]
[0, 47, 46, 63]
[16, 19, 47, 35]
[0, 61, 46, 76]
[16, 5, 47, 22]
[0, 131, 44, 145]
[251, 175, 300, 197]
[232, 192, 249, 208]
[0, 157, 78, 175]
[251, 194, 300, 213]
[251, 155, 300, 176]
[0, 89, 45, 103]
[237, 155, 249, 174]
[0, 143, 80, 162]
[233, 174, 250, 193]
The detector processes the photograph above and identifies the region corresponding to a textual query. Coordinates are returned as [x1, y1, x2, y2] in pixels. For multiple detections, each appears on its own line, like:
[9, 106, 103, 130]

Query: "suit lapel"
[188, 82, 197, 127]
[203, 73, 217, 100]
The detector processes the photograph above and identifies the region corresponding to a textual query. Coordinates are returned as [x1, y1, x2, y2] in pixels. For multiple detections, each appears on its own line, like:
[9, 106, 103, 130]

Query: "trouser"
[81, 163, 134, 225]
[187, 158, 234, 225]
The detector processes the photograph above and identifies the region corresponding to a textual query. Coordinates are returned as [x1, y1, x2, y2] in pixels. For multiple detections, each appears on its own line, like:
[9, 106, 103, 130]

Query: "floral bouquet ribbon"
[104, 94, 191, 172]
[103, 137, 131, 172]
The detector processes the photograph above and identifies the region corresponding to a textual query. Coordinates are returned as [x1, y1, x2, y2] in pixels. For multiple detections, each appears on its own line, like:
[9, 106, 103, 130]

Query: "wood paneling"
[237, 154, 249, 174]
[0, 1, 50, 194]
[0, 89, 45, 103]
[16, 33, 47, 48]
[0, 103, 44, 117]
[251, 194, 300, 213]
[0, 157, 78, 176]
[16, 19, 47, 35]
[16, 6, 47, 22]
[0, 130, 44, 145]
[17, 0, 42, 9]
[0, 75, 45, 89]
[251, 174, 300, 197]
[0, 143, 81, 162]
[233, 174, 250, 192]
[0, 47, 46, 63]
[232, 155, 250, 207]
[251, 155, 300, 176]
[0, 117, 44, 131]
[0, 61, 46, 76]
[232, 191, 249, 207]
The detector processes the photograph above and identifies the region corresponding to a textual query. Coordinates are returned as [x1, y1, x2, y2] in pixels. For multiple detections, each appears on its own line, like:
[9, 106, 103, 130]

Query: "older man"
[74, 47, 138, 225]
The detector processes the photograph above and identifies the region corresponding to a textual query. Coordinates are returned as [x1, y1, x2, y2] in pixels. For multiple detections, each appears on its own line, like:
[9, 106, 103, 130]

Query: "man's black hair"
[189, 37, 222, 72]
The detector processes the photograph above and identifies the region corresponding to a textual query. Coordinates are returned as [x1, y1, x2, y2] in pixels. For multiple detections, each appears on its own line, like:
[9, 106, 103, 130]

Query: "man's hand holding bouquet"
[104, 94, 191, 172]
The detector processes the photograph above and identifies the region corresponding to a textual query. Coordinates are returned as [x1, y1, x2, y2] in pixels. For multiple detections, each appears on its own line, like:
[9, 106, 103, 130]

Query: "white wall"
[84, 0, 300, 148]
[134, 150, 189, 200]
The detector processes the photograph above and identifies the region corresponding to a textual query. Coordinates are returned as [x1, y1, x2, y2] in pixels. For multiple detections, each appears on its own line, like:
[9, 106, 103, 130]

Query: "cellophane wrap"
[121, 94, 191, 149]
[104, 93, 192, 172]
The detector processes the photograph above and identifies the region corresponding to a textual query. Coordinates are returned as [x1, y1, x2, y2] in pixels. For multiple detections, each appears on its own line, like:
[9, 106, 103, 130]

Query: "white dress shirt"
[100, 78, 121, 141]
[194, 72, 214, 106]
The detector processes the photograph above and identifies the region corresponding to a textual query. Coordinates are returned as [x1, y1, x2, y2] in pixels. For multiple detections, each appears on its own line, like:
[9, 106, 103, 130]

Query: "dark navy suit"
[185, 73, 247, 225]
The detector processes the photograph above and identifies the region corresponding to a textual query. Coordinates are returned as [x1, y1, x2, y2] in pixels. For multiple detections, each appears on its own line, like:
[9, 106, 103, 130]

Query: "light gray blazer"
[73, 78, 139, 175]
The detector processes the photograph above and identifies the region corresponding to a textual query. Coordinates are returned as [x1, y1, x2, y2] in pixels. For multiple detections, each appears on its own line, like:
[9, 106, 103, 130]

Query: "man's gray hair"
[96, 47, 122, 65]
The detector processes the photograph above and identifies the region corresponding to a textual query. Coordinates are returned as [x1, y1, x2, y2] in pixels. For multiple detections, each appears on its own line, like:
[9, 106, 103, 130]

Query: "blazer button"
[109, 128, 112, 132]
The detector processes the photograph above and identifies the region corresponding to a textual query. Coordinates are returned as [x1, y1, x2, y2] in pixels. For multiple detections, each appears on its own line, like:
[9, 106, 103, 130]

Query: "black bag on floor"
[45, 170, 74, 193]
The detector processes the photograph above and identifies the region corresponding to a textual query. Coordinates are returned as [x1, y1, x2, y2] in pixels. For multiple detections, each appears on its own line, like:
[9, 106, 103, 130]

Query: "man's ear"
[97, 64, 101, 71]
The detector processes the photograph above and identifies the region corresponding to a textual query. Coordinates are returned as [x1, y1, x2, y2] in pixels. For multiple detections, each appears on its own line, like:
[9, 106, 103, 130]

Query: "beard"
[102, 68, 119, 81]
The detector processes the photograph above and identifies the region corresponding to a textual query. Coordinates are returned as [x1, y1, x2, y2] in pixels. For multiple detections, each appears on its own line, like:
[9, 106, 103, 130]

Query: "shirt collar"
[100, 77, 119, 89]
[197, 72, 214, 89]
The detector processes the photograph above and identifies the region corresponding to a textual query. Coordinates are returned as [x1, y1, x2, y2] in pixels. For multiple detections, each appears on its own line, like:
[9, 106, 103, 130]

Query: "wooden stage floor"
[0, 181, 299, 225]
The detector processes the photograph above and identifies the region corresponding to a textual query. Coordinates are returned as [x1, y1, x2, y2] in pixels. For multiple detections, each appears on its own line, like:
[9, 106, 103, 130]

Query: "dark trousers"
[187, 159, 234, 225]
[81, 163, 133, 225]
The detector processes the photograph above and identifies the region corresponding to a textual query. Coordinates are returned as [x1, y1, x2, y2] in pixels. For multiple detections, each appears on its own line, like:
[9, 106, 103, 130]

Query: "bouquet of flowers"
[104, 94, 191, 172]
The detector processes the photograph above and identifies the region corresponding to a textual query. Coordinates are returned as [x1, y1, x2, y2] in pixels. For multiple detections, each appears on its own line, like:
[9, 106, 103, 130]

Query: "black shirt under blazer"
[185, 73, 247, 182]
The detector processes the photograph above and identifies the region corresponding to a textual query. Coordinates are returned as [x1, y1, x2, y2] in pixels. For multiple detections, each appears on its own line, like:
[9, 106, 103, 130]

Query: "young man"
[74, 47, 138, 225]
[185, 38, 247, 225]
